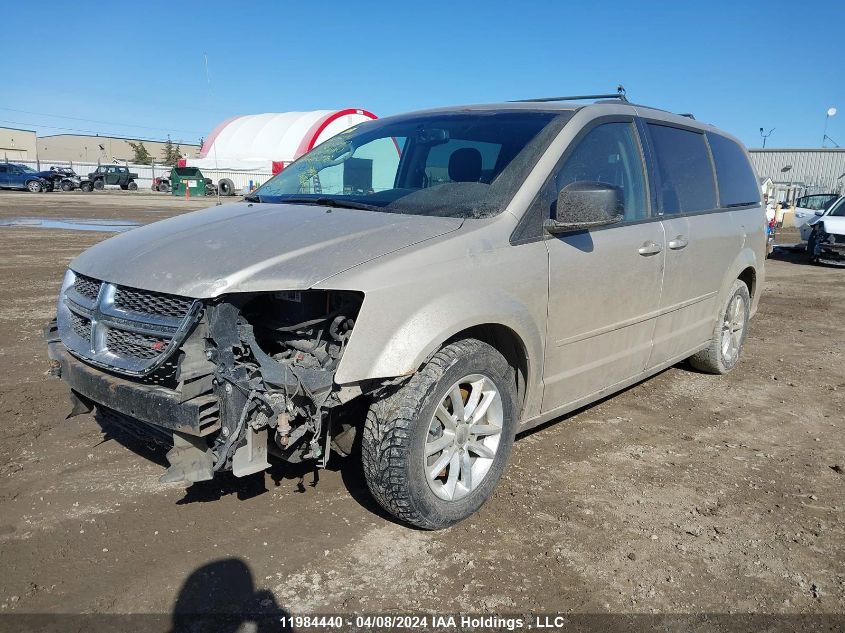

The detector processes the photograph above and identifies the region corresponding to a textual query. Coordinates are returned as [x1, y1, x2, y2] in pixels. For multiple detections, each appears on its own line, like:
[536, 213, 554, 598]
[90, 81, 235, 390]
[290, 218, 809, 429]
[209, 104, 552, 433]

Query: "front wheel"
[127, 181, 138, 191]
[60, 181, 73, 192]
[26, 180, 43, 193]
[807, 234, 819, 265]
[80, 182, 93, 192]
[689, 279, 750, 374]
[362, 338, 517, 530]
[93, 179, 104, 190]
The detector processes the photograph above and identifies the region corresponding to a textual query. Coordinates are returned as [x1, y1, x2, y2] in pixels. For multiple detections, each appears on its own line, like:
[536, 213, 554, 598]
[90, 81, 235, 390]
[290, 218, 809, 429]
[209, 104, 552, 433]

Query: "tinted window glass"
[647, 124, 716, 214]
[552, 122, 648, 221]
[707, 133, 760, 207]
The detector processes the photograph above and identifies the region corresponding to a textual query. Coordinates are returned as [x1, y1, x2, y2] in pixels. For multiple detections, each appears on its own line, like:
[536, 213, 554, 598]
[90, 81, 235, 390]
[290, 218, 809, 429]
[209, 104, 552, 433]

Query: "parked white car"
[794, 193, 839, 234]
[800, 196, 845, 241]
[805, 196, 845, 265]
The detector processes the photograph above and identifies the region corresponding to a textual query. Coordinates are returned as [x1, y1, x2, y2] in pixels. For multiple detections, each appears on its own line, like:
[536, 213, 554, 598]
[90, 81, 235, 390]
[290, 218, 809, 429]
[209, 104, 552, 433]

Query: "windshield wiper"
[279, 197, 384, 212]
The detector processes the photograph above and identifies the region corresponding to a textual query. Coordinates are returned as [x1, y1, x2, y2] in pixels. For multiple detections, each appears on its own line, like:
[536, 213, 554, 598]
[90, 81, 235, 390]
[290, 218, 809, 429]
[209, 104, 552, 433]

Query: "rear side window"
[707, 133, 760, 207]
[647, 123, 716, 214]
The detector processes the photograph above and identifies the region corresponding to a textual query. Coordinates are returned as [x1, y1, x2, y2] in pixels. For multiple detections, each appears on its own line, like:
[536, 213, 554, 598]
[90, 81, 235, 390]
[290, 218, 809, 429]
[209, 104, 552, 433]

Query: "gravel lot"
[0, 191, 842, 623]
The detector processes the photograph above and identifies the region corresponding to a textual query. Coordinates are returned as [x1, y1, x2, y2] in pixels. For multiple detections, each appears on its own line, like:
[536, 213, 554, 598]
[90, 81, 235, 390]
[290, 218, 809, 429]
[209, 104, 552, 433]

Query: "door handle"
[638, 241, 662, 256]
[668, 236, 689, 250]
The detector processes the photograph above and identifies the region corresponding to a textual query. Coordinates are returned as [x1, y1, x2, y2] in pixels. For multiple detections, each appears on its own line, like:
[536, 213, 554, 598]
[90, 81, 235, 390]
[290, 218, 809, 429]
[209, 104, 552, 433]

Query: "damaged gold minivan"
[47, 91, 765, 529]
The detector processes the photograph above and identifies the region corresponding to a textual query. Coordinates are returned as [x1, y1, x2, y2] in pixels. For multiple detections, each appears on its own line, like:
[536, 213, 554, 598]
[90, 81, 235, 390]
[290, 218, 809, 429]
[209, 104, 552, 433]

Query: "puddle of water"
[0, 217, 139, 232]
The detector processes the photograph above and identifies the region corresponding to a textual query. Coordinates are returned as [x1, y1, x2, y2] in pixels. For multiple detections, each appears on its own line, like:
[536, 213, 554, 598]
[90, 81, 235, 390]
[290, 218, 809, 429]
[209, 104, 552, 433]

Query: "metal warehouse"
[748, 148, 845, 200]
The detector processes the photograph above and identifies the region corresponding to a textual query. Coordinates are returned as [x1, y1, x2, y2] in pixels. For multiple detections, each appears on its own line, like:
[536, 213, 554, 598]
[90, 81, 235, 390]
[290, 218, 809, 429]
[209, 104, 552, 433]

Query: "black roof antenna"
[512, 85, 628, 104]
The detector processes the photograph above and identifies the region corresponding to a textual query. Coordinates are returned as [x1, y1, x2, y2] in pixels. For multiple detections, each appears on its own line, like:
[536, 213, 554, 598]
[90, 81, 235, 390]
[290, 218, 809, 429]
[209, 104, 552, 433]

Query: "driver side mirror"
[814, 210, 825, 216]
[544, 181, 624, 234]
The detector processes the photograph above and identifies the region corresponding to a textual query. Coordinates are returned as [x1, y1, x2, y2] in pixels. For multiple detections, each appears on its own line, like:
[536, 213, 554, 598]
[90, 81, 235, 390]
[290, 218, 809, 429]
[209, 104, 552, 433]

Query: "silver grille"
[57, 270, 199, 375]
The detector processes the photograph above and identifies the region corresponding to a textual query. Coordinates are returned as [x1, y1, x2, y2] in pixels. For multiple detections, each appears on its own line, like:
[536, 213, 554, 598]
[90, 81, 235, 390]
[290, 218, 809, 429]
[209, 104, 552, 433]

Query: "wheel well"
[448, 324, 529, 412]
[738, 267, 756, 298]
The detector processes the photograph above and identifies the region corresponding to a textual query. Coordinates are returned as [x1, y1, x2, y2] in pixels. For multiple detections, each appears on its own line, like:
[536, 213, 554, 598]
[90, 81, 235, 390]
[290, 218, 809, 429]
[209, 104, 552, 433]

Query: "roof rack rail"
[512, 85, 628, 103]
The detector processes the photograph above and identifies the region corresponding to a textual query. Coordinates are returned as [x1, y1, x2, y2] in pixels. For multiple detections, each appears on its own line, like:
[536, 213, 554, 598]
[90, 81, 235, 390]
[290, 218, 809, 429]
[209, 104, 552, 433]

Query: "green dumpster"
[170, 167, 209, 198]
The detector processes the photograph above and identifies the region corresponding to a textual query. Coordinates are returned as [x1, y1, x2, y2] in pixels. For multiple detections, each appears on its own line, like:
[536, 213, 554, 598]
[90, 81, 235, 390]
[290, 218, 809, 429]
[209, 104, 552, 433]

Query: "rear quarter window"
[647, 123, 717, 214]
[706, 133, 760, 207]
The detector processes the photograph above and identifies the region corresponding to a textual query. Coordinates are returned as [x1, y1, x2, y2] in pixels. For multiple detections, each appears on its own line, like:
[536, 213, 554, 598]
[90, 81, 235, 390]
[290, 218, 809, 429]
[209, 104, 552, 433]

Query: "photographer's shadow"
[170, 558, 291, 633]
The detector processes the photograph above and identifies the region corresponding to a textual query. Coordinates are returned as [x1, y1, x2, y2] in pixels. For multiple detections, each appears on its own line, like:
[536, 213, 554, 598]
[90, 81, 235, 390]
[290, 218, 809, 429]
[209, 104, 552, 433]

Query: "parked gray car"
[46, 95, 765, 529]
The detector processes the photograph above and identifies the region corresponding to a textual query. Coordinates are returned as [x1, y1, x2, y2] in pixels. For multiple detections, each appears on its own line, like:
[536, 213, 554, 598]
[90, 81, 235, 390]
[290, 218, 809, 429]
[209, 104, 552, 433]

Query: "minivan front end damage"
[47, 270, 368, 484]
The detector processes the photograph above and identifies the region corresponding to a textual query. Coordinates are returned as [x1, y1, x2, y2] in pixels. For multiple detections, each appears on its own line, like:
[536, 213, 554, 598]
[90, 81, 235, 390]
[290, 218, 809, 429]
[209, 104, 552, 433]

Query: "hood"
[70, 202, 463, 297]
[821, 216, 845, 235]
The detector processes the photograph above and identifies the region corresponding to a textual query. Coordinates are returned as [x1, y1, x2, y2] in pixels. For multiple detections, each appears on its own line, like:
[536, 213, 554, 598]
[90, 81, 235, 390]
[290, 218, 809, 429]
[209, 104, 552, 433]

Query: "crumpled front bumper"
[45, 321, 219, 437]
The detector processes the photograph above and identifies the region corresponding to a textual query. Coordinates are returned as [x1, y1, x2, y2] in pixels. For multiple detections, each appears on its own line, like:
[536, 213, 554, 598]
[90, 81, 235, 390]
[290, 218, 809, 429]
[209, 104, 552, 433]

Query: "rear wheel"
[80, 182, 93, 192]
[362, 338, 517, 530]
[60, 181, 73, 192]
[26, 180, 43, 193]
[689, 279, 750, 374]
[158, 182, 170, 193]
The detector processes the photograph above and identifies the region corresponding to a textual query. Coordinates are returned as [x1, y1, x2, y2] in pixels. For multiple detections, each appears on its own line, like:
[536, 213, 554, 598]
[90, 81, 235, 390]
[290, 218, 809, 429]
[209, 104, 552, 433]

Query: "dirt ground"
[0, 191, 842, 623]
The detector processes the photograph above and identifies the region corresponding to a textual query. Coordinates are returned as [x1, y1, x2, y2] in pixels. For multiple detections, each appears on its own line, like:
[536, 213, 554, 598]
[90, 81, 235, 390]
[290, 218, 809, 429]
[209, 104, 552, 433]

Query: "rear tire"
[80, 182, 93, 192]
[361, 338, 517, 530]
[60, 181, 73, 192]
[158, 182, 169, 193]
[689, 280, 750, 374]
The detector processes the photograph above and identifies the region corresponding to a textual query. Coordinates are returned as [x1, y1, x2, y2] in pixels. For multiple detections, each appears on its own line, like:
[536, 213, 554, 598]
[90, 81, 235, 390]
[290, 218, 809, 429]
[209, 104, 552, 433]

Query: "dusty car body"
[47, 96, 765, 529]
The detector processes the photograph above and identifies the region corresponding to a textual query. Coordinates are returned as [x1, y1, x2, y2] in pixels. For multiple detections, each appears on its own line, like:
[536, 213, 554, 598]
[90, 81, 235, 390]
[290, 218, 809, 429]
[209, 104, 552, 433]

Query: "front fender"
[334, 287, 543, 386]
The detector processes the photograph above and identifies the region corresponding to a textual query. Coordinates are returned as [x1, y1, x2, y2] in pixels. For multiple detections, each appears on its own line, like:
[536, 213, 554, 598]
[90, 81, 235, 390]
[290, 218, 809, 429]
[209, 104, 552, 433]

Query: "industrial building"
[0, 126, 38, 160]
[748, 148, 845, 201]
[38, 134, 200, 163]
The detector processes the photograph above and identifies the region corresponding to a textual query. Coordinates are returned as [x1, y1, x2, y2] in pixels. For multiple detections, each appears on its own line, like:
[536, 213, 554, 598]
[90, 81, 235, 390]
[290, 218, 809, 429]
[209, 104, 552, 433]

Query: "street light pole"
[760, 127, 775, 148]
[823, 107, 837, 147]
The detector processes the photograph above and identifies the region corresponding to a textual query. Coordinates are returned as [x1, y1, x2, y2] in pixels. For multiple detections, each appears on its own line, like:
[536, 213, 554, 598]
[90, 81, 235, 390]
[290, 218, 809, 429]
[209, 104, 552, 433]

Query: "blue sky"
[2, 0, 843, 149]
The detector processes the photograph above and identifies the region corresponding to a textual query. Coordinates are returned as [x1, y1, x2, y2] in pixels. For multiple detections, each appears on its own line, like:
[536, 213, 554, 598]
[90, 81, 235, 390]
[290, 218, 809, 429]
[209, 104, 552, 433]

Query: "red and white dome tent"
[186, 109, 378, 176]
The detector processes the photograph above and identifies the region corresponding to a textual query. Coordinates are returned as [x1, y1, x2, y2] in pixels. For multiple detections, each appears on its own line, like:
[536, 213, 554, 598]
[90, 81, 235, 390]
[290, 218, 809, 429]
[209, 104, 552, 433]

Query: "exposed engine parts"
[158, 290, 364, 484]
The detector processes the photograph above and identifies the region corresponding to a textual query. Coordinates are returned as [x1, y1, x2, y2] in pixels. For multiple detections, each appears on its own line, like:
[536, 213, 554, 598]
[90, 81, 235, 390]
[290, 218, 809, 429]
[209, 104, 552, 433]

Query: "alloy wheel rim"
[721, 294, 746, 364]
[424, 373, 503, 502]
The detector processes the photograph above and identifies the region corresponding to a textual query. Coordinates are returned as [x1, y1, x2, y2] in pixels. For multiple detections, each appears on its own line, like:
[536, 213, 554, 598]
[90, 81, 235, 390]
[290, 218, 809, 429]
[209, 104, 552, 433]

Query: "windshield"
[252, 111, 570, 218]
[828, 198, 845, 217]
[18, 165, 35, 173]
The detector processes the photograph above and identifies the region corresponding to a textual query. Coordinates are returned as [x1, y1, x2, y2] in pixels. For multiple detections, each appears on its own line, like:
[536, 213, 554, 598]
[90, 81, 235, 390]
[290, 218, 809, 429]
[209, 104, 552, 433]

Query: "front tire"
[26, 180, 43, 193]
[80, 182, 93, 192]
[93, 179, 104, 190]
[807, 233, 819, 265]
[362, 338, 517, 530]
[127, 181, 138, 191]
[60, 181, 73, 192]
[689, 280, 750, 374]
